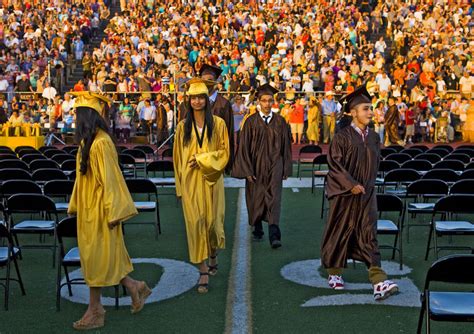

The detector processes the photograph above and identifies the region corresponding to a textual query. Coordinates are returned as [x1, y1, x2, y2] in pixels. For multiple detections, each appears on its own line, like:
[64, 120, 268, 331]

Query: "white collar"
[209, 90, 218, 103]
[259, 111, 273, 122]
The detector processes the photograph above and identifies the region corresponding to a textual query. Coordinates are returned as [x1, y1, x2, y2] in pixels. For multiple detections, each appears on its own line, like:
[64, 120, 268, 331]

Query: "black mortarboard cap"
[199, 64, 223, 79]
[339, 83, 372, 113]
[256, 83, 279, 98]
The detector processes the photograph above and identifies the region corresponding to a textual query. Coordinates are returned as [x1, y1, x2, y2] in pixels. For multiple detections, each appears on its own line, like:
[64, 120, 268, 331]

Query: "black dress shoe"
[271, 239, 282, 249]
[268, 225, 282, 249]
[252, 221, 264, 241]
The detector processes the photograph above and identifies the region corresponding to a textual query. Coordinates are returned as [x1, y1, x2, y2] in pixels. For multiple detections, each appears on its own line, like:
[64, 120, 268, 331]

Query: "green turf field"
[1, 185, 473, 334]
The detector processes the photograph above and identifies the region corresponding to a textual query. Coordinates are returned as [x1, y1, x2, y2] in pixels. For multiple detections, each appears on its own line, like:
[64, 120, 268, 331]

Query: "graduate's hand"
[351, 184, 366, 195]
[188, 155, 199, 169]
[246, 175, 257, 183]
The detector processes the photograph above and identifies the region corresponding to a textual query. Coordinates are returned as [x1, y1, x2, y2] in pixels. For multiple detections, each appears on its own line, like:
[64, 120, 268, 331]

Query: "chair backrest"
[378, 160, 400, 173]
[312, 154, 328, 166]
[32, 168, 68, 182]
[432, 145, 454, 153]
[445, 153, 471, 164]
[426, 148, 450, 157]
[384, 169, 421, 183]
[17, 149, 41, 158]
[161, 148, 173, 159]
[122, 149, 147, 160]
[410, 145, 429, 152]
[376, 193, 404, 212]
[29, 159, 60, 171]
[125, 178, 157, 195]
[51, 154, 75, 164]
[450, 179, 474, 195]
[380, 148, 397, 158]
[0, 147, 14, 154]
[116, 145, 128, 153]
[456, 145, 474, 151]
[406, 179, 449, 196]
[459, 169, 474, 180]
[21, 154, 46, 164]
[433, 160, 465, 171]
[422, 169, 459, 183]
[299, 144, 322, 156]
[416, 153, 442, 164]
[133, 145, 155, 155]
[400, 148, 423, 158]
[60, 159, 76, 171]
[452, 149, 474, 157]
[7, 193, 57, 213]
[119, 153, 136, 165]
[401, 159, 432, 172]
[386, 145, 404, 152]
[38, 146, 51, 153]
[0, 180, 42, 197]
[0, 159, 29, 171]
[15, 146, 38, 154]
[424, 254, 474, 289]
[0, 153, 19, 161]
[56, 216, 78, 241]
[466, 162, 474, 171]
[43, 180, 75, 197]
[433, 194, 474, 214]
[385, 153, 412, 164]
[146, 160, 174, 173]
[62, 145, 79, 154]
[0, 168, 32, 181]
[43, 149, 65, 158]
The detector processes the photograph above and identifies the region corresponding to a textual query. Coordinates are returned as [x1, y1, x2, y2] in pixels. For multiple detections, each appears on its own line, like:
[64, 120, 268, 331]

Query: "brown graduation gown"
[179, 95, 234, 173]
[385, 105, 401, 144]
[321, 126, 382, 269]
[232, 113, 292, 226]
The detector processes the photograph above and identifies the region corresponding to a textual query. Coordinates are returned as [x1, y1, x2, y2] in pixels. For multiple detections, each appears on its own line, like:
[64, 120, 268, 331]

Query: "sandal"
[197, 272, 209, 294]
[73, 310, 105, 331]
[208, 255, 218, 276]
[131, 281, 152, 314]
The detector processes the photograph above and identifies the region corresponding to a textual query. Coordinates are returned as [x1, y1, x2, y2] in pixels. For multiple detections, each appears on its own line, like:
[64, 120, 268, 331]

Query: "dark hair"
[183, 95, 214, 146]
[75, 107, 112, 175]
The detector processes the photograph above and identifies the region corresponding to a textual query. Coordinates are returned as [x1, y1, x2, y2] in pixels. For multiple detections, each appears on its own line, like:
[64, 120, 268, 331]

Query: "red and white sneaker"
[373, 280, 399, 301]
[328, 275, 345, 290]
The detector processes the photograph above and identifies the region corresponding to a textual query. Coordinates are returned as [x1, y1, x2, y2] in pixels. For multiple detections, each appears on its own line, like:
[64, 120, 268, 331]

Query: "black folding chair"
[60, 159, 76, 174]
[411, 145, 429, 152]
[0, 159, 29, 171]
[385, 153, 412, 164]
[0, 147, 14, 154]
[0, 168, 32, 182]
[426, 148, 450, 157]
[43, 149, 65, 158]
[311, 154, 328, 194]
[416, 153, 442, 164]
[146, 160, 175, 193]
[122, 149, 147, 175]
[7, 194, 59, 267]
[425, 195, 474, 260]
[38, 146, 51, 153]
[125, 178, 161, 238]
[432, 145, 454, 153]
[61, 146, 79, 154]
[43, 180, 75, 213]
[51, 154, 75, 165]
[20, 154, 46, 164]
[401, 160, 432, 172]
[296, 145, 322, 178]
[386, 144, 404, 152]
[380, 147, 397, 158]
[16, 147, 40, 157]
[400, 148, 423, 158]
[450, 179, 474, 195]
[32, 168, 68, 183]
[405, 179, 449, 242]
[422, 169, 459, 184]
[417, 254, 474, 334]
[133, 145, 156, 161]
[456, 144, 474, 150]
[0, 154, 19, 161]
[119, 154, 137, 178]
[433, 160, 465, 172]
[0, 222, 26, 310]
[452, 149, 474, 158]
[161, 148, 173, 160]
[459, 169, 474, 180]
[376, 194, 405, 270]
[383, 169, 421, 196]
[56, 216, 122, 311]
[116, 145, 128, 153]
[29, 159, 60, 171]
[0, 180, 42, 203]
[445, 153, 471, 164]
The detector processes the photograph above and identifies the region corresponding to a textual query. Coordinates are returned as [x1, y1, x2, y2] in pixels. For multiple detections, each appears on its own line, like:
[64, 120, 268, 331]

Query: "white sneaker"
[373, 280, 399, 301]
[328, 275, 345, 290]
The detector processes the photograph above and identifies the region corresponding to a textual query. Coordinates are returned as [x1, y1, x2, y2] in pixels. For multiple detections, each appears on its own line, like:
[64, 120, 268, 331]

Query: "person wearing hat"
[232, 83, 292, 249]
[173, 78, 230, 294]
[321, 91, 340, 143]
[179, 64, 234, 173]
[321, 84, 399, 301]
[68, 92, 151, 330]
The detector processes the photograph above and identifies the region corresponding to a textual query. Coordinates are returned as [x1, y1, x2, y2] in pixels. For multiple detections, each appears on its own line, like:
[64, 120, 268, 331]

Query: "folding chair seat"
[417, 255, 474, 334]
[147, 160, 175, 190]
[376, 194, 405, 270]
[0, 221, 26, 310]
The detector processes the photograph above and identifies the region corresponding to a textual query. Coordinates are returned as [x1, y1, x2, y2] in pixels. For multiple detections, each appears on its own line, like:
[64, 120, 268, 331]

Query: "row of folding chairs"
[382, 144, 474, 155]
[383, 152, 474, 165]
[0, 159, 76, 173]
[0, 168, 72, 183]
[381, 168, 474, 185]
[380, 159, 474, 173]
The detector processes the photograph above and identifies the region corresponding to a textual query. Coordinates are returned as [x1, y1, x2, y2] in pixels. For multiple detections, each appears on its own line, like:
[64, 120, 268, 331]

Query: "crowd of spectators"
[0, 0, 472, 145]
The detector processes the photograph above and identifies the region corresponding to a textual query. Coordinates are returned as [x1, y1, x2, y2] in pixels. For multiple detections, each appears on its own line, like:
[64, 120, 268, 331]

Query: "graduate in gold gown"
[68, 92, 151, 330]
[173, 78, 230, 293]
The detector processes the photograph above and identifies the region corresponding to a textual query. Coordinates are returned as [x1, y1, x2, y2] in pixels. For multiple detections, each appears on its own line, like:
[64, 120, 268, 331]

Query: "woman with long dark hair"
[173, 78, 229, 294]
[68, 92, 151, 330]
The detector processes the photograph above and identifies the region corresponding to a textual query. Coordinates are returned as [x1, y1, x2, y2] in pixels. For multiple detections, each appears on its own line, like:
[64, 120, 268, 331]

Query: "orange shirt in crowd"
[289, 104, 304, 124]
[393, 68, 406, 86]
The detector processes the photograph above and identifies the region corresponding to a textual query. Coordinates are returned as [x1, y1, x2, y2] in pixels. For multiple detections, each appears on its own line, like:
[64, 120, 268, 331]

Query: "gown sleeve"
[326, 132, 359, 199]
[92, 136, 138, 223]
[282, 121, 293, 178]
[195, 118, 230, 184]
[231, 117, 254, 179]
[173, 122, 184, 197]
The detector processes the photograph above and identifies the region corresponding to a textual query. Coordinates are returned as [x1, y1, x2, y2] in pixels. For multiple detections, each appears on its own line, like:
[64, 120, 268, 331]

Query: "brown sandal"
[73, 310, 105, 331]
[131, 281, 152, 314]
[197, 272, 209, 294]
[208, 255, 218, 276]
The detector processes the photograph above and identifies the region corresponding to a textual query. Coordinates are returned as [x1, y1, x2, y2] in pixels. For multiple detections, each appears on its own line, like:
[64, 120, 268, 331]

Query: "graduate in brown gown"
[232, 84, 292, 248]
[179, 64, 234, 173]
[384, 96, 404, 146]
[321, 85, 399, 301]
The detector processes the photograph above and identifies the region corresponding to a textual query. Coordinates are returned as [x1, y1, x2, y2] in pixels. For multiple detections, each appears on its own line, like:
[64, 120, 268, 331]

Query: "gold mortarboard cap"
[181, 78, 217, 96]
[69, 92, 111, 117]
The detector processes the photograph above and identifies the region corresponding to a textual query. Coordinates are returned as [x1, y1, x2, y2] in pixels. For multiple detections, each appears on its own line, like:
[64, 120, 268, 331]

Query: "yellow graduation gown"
[68, 130, 138, 287]
[173, 116, 229, 264]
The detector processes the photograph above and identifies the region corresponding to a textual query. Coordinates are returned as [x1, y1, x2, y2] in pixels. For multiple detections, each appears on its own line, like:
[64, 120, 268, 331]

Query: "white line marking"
[292, 188, 300, 192]
[150, 177, 322, 188]
[225, 188, 252, 334]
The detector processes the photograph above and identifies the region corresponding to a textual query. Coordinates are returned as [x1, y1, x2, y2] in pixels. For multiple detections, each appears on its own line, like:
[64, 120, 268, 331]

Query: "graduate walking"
[320, 85, 399, 301]
[173, 78, 230, 293]
[232, 84, 292, 249]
